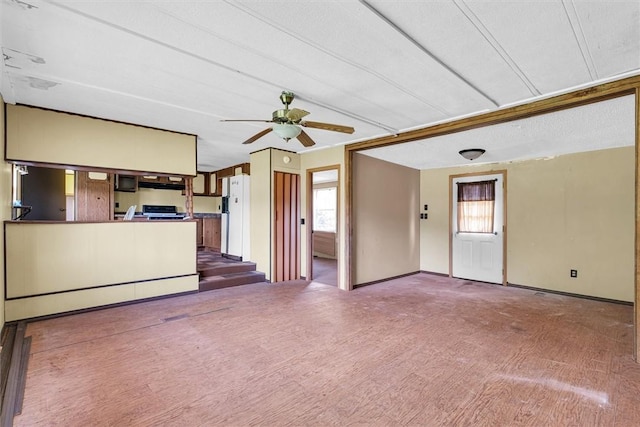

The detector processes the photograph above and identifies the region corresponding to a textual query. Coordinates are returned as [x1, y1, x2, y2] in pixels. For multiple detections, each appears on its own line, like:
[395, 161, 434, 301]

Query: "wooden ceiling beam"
[346, 74, 640, 152]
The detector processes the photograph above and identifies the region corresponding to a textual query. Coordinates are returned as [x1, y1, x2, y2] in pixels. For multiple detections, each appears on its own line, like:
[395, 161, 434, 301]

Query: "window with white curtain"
[457, 180, 496, 233]
[313, 187, 337, 232]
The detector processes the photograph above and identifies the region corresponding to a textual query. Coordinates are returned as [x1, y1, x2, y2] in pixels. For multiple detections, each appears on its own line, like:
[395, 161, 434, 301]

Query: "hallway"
[311, 257, 337, 287]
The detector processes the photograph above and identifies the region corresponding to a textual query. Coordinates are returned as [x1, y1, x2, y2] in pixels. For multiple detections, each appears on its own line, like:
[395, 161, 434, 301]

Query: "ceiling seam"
[4, 67, 229, 122]
[453, 0, 541, 97]
[43, 0, 400, 136]
[358, 0, 499, 109]
[222, 0, 450, 119]
[561, 0, 599, 80]
[153, 3, 400, 135]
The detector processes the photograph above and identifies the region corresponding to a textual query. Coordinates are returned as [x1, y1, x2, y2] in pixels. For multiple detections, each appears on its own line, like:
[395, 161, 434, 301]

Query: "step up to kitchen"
[199, 261, 257, 277]
[199, 271, 266, 292]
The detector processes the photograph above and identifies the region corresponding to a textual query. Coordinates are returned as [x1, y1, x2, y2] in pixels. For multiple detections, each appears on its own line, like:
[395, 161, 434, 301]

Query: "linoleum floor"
[14, 273, 640, 426]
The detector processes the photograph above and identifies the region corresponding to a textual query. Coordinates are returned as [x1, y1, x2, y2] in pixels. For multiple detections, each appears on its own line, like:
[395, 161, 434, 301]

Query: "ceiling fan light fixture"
[459, 148, 486, 161]
[273, 123, 302, 141]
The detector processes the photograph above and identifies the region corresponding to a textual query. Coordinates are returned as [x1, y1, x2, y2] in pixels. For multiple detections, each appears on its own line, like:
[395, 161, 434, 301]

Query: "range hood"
[137, 180, 185, 190]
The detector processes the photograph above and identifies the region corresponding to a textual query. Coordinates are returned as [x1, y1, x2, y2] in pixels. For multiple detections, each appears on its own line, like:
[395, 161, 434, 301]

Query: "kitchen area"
[111, 162, 250, 256]
[16, 162, 251, 255]
[4, 103, 259, 322]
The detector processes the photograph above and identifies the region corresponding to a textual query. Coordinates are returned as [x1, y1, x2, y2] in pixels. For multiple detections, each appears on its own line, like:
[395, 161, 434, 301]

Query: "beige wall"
[353, 153, 420, 285]
[6, 104, 196, 176]
[115, 188, 218, 213]
[300, 146, 346, 288]
[5, 221, 198, 320]
[420, 147, 634, 302]
[250, 149, 273, 280]
[251, 147, 345, 284]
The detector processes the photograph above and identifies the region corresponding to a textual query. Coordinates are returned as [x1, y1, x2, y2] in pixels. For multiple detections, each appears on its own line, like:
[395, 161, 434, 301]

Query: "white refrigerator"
[221, 175, 251, 260]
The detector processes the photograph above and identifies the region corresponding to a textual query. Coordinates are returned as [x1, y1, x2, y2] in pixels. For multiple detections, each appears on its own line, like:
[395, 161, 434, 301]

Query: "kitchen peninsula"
[4, 103, 199, 321]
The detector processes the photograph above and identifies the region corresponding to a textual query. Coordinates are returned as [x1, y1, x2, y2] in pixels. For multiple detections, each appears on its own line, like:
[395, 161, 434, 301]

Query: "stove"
[141, 205, 185, 220]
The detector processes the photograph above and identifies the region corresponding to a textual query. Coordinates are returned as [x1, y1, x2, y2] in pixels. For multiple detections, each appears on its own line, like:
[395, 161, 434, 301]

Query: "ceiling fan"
[221, 91, 355, 147]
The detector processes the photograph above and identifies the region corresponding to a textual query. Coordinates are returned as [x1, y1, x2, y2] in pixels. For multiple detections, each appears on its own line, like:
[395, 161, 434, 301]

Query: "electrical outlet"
[570, 269, 577, 278]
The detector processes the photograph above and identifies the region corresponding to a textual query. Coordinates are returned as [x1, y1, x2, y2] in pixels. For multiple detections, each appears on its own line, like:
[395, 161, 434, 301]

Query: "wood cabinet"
[202, 217, 221, 251]
[195, 218, 203, 246]
[209, 173, 218, 196]
[193, 163, 251, 197]
[76, 171, 113, 221]
[193, 172, 208, 195]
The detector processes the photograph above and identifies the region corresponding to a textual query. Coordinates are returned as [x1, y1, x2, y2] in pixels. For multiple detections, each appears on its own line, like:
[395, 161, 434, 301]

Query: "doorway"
[20, 166, 67, 221]
[451, 171, 506, 284]
[307, 167, 339, 286]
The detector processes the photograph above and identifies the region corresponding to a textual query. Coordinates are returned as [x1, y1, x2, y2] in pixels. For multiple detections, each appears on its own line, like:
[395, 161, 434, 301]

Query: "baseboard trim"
[354, 271, 421, 289]
[507, 282, 633, 306]
[10, 290, 199, 324]
[0, 321, 29, 427]
[419, 270, 450, 278]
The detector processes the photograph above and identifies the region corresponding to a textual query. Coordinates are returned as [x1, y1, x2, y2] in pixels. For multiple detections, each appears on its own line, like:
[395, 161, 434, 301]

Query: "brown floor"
[311, 256, 337, 286]
[13, 274, 640, 426]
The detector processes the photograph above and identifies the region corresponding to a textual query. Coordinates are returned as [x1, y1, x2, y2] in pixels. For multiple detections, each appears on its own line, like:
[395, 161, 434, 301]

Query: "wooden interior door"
[274, 171, 301, 282]
[76, 171, 113, 221]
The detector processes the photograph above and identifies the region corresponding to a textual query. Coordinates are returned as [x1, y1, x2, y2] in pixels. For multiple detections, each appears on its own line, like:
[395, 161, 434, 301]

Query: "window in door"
[457, 179, 496, 233]
[313, 187, 337, 232]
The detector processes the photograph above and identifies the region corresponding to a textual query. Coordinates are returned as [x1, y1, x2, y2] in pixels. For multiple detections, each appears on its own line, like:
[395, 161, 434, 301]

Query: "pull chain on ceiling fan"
[221, 91, 355, 147]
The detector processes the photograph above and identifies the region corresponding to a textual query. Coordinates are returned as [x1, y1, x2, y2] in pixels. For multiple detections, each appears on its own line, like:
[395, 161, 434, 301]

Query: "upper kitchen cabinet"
[209, 163, 250, 196]
[190, 163, 250, 197]
[209, 173, 218, 196]
[193, 172, 209, 195]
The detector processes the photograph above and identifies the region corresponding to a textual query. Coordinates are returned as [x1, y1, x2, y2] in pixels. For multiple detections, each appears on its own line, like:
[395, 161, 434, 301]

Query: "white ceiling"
[364, 94, 636, 170]
[1, 0, 639, 172]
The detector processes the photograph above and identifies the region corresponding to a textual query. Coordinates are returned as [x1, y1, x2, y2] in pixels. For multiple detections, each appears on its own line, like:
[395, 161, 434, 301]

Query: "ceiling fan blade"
[221, 119, 273, 123]
[301, 120, 355, 134]
[296, 129, 316, 147]
[285, 108, 310, 122]
[243, 128, 273, 144]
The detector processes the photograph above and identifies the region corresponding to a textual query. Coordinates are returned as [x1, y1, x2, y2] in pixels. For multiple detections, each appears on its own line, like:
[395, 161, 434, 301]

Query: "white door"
[227, 175, 248, 258]
[452, 173, 504, 284]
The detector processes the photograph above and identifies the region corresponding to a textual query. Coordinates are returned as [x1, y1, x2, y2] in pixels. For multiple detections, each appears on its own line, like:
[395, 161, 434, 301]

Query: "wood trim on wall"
[345, 149, 354, 291]
[635, 87, 640, 359]
[344, 74, 640, 361]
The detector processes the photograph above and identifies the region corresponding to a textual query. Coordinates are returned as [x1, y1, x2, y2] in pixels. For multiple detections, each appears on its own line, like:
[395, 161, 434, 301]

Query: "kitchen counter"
[193, 212, 221, 218]
[4, 220, 198, 321]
